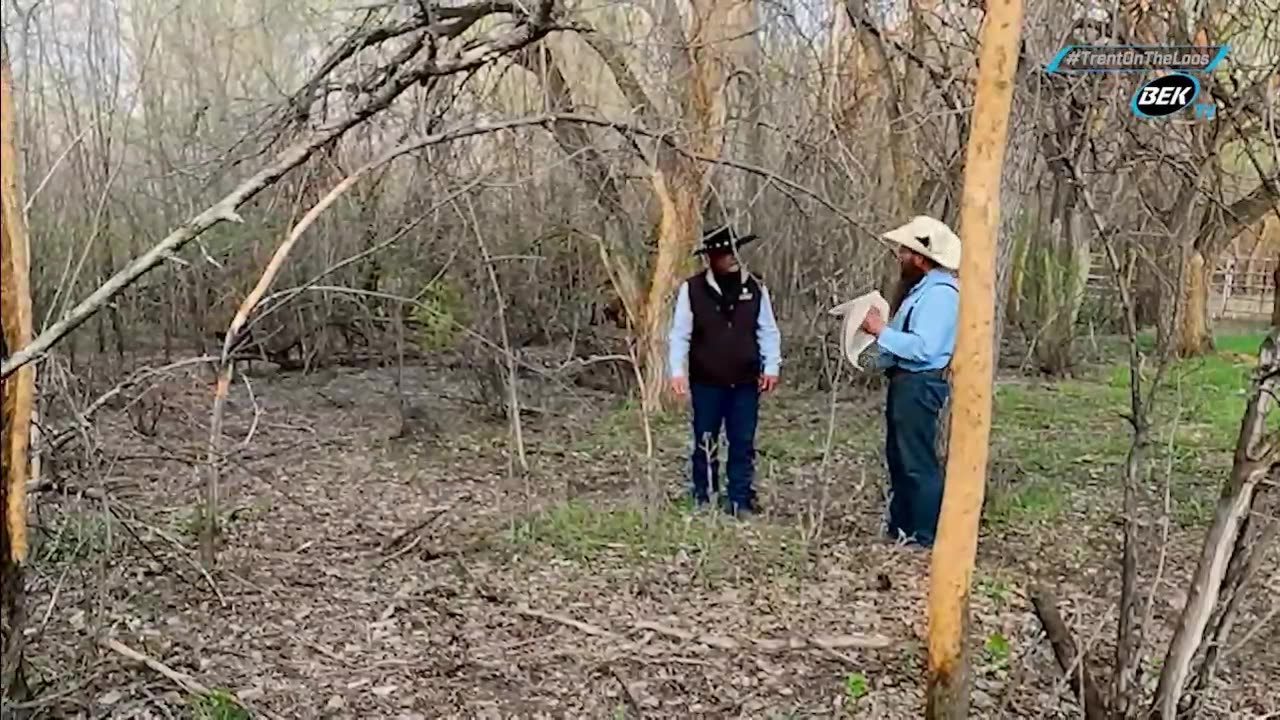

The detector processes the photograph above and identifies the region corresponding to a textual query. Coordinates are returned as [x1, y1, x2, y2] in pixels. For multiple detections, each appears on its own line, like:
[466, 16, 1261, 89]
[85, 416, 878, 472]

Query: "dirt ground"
[9, 355, 1279, 719]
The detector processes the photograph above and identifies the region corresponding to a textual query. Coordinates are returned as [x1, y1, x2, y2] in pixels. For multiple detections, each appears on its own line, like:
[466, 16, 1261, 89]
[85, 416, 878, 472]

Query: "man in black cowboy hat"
[667, 225, 781, 515]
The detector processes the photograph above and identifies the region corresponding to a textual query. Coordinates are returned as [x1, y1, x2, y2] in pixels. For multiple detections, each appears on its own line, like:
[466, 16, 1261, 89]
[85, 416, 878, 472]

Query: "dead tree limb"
[0, 0, 559, 381]
[1180, 479, 1279, 718]
[1152, 330, 1280, 719]
[1029, 585, 1109, 720]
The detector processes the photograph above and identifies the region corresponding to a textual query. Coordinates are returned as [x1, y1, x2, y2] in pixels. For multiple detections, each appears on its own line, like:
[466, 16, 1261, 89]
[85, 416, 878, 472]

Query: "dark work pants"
[690, 382, 760, 512]
[885, 371, 950, 546]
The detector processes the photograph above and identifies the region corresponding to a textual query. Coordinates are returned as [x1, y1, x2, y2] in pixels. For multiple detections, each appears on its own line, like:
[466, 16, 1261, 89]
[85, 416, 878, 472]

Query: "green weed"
[191, 689, 250, 720]
[842, 671, 869, 702]
[982, 632, 1011, 672]
[975, 575, 1013, 608]
[32, 510, 113, 567]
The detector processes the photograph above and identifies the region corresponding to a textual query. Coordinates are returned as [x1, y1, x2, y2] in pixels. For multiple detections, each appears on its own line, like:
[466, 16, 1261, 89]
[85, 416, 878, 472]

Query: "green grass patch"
[583, 398, 686, 453]
[1106, 350, 1252, 451]
[983, 479, 1071, 528]
[992, 377, 1130, 483]
[507, 499, 809, 578]
[758, 415, 868, 462]
[985, 330, 1263, 533]
[981, 631, 1012, 672]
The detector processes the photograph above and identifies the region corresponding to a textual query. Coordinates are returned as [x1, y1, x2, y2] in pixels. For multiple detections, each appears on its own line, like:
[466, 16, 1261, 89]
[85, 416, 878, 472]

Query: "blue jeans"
[689, 382, 760, 512]
[885, 371, 949, 546]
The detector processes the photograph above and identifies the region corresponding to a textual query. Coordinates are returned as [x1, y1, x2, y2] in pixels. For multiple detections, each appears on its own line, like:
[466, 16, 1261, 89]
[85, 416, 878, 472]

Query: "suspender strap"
[901, 282, 957, 334]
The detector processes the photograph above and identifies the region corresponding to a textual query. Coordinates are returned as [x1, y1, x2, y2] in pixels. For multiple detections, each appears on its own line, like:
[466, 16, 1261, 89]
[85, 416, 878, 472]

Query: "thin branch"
[0, 0, 558, 379]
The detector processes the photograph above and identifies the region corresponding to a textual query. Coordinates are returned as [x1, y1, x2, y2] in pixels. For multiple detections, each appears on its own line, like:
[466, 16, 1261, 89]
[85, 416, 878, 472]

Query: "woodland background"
[0, 0, 1278, 718]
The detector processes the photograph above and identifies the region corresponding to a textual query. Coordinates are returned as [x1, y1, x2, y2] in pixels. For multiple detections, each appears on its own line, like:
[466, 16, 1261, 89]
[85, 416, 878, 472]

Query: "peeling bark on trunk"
[636, 0, 749, 411]
[0, 39, 33, 701]
[1175, 250, 1213, 358]
[513, 43, 645, 340]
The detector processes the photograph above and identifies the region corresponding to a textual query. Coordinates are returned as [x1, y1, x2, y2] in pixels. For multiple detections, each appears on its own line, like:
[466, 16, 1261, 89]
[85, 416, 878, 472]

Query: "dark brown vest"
[688, 272, 763, 386]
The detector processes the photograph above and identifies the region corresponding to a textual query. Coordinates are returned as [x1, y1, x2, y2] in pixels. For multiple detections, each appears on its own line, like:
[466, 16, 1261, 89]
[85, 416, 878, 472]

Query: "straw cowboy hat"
[694, 225, 758, 255]
[882, 216, 961, 271]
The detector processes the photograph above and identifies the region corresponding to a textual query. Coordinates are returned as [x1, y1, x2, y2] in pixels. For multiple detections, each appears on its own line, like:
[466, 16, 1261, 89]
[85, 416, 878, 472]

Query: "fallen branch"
[102, 638, 282, 720]
[633, 620, 738, 650]
[380, 505, 451, 552]
[608, 662, 648, 718]
[1029, 585, 1108, 720]
[102, 638, 209, 695]
[516, 605, 620, 638]
[638, 619, 892, 653]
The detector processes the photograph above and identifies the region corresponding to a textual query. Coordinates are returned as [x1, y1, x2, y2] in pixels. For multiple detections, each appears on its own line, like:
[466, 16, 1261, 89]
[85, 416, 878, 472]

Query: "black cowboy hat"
[693, 225, 758, 256]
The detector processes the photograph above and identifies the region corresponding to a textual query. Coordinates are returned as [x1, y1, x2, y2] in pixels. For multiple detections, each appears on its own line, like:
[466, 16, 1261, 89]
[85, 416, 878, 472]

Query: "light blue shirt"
[667, 271, 782, 379]
[874, 268, 959, 372]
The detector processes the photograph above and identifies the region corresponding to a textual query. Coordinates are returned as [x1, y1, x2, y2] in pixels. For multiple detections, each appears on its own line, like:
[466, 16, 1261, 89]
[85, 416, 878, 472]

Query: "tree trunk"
[1175, 250, 1214, 357]
[925, 1, 1024, 717]
[642, 173, 702, 411]
[636, 0, 746, 411]
[1272, 263, 1279, 327]
[0, 39, 34, 701]
[1174, 182, 1279, 354]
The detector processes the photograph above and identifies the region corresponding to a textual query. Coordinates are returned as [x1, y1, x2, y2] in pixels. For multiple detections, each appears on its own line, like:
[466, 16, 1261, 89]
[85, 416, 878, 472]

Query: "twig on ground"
[103, 638, 282, 720]
[516, 605, 620, 638]
[608, 662, 648, 718]
[380, 505, 451, 552]
[103, 638, 208, 695]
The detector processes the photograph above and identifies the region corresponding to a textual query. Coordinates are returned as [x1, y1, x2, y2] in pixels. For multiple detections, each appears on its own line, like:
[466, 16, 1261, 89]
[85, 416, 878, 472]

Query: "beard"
[889, 262, 927, 313]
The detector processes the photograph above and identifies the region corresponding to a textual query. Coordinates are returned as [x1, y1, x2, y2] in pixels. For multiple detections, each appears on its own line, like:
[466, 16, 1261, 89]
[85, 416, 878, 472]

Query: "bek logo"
[1130, 73, 1200, 118]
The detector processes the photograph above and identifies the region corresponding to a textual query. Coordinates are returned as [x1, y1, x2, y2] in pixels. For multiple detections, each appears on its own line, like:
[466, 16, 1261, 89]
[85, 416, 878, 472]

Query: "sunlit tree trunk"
[925, 0, 1023, 716]
[0, 39, 34, 701]
[1175, 250, 1213, 356]
[1175, 184, 1279, 356]
[638, 0, 751, 411]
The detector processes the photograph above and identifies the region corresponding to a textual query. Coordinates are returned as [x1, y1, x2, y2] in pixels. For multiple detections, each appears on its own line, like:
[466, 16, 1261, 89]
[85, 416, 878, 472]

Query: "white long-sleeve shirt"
[666, 273, 782, 380]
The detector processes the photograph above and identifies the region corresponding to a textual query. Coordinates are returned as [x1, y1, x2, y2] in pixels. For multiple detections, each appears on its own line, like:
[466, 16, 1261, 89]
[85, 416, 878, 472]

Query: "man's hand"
[758, 374, 779, 393]
[670, 376, 689, 398]
[860, 306, 886, 336]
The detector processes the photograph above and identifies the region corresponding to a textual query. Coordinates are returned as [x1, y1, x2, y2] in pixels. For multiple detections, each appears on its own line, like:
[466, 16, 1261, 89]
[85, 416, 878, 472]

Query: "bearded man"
[859, 216, 961, 547]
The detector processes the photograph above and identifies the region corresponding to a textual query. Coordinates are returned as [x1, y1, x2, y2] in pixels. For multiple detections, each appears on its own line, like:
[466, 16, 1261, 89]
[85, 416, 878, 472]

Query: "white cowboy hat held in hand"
[882, 216, 961, 271]
[829, 291, 890, 370]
